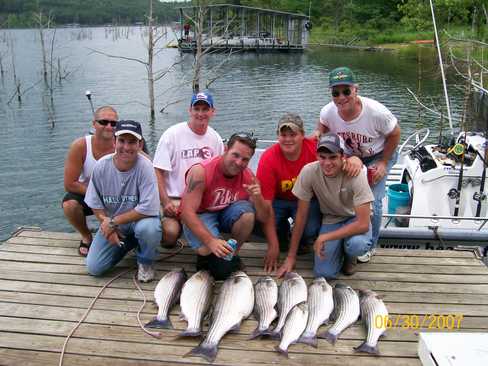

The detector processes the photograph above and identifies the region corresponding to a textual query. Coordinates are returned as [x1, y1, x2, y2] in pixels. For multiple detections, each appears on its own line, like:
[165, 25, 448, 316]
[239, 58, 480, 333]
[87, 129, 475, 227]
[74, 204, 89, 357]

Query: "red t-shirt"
[256, 137, 317, 201]
[197, 156, 254, 212]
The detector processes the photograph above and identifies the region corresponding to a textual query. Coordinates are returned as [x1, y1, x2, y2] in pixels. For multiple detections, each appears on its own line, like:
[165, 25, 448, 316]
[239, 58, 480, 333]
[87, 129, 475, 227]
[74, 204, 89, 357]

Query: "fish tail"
[145, 317, 172, 329]
[185, 343, 218, 362]
[274, 345, 289, 358]
[248, 326, 273, 340]
[269, 329, 282, 340]
[354, 342, 379, 355]
[179, 328, 202, 337]
[297, 332, 318, 348]
[317, 330, 337, 345]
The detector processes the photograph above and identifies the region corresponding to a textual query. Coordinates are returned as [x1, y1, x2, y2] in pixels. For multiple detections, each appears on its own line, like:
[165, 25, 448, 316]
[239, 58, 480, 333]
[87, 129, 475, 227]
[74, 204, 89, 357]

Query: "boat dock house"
[178, 4, 310, 53]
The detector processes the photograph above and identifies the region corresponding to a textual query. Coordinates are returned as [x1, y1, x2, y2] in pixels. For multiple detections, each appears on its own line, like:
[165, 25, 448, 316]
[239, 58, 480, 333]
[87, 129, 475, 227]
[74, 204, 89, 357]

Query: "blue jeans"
[183, 200, 255, 250]
[86, 217, 162, 276]
[366, 151, 398, 247]
[314, 217, 372, 279]
[273, 198, 321, 246]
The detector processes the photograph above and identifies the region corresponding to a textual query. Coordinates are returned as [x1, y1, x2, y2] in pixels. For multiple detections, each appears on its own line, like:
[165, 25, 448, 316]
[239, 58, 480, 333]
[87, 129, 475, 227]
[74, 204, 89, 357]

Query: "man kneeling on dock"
[180, 132, 269, 280]
[85, 121, 162, 282]
[277, 133, 374, 278]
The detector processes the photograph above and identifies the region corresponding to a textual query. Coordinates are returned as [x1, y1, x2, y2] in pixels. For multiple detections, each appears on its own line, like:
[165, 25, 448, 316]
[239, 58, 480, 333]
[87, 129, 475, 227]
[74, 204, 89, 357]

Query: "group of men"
[62, 66, 400, 282]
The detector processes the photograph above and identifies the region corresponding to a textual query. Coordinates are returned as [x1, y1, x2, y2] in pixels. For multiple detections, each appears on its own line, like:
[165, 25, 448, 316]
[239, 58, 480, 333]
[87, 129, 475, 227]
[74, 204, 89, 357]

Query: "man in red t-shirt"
[256, 113, 321, 273]
[181, 132, 269, 280]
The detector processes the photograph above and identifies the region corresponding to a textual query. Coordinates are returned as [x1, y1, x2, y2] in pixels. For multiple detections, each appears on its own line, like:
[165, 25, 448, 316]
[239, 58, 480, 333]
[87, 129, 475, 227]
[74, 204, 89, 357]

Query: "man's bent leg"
[313, 222, 345, 279]
[161, 217, 181, 247]
[86, 229, 135, 276]
[132, 217, 162, 265]
[62, 194, 92, 244]
[221, 200, 256, 248]
[272, 199, 293, 251]
[368, 151, 398, 247]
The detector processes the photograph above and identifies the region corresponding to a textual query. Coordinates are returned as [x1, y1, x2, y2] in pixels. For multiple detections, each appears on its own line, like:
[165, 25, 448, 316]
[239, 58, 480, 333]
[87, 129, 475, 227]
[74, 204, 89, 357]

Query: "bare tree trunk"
[147, 0, 155, 120]
[193, 3, 204, 93]
[9, 38, 21, 103]
[35, 11, 49, 82]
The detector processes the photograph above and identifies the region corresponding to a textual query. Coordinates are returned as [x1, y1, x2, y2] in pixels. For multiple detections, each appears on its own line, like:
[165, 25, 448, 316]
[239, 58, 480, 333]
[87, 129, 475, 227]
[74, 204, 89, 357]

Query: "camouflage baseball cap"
[329, 67, 356, 87]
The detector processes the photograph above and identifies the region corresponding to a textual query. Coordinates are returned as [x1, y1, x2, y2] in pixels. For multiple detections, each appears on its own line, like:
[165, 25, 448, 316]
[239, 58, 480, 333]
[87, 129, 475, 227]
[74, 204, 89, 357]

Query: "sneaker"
[357, 248, 376, 263]
[137, 263, 155, 283]
[342, 256, 358, 276]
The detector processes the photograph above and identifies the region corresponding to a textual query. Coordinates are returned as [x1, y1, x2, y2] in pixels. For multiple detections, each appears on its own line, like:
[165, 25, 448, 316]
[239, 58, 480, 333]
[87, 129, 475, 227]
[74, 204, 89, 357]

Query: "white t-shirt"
[153, 122, 224, 198]
[319, 96, 397, 158]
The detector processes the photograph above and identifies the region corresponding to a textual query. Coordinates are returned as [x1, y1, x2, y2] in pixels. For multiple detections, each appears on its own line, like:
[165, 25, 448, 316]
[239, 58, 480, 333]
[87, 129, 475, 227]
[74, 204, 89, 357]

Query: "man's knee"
[134, 218, 162, 242]
[313, 262, 339, 279]
[62, 199, 83, 215]
[86, 257, 108, 277]
[162, 218, 181, 245]
[344, 235, 371, 257]
[234, 211, 255, 228]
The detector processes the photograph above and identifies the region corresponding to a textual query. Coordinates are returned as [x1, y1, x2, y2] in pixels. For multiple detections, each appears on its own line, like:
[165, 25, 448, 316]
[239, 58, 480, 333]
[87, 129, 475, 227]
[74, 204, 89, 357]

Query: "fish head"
[297, 301, 308, 312]
[284, 272, 299, 281]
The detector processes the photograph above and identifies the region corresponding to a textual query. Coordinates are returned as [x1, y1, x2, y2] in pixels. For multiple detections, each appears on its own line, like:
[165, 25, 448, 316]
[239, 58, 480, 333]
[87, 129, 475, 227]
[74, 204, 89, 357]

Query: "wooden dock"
[1, 227, 488, 365]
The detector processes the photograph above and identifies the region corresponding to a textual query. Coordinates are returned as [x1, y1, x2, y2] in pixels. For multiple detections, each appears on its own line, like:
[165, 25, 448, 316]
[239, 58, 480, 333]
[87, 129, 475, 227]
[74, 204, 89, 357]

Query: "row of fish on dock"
[145, 268, 389, 362]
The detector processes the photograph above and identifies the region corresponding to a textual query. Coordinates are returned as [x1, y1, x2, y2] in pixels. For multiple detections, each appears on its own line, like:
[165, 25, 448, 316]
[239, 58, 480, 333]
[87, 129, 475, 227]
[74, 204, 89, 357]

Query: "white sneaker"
[357, 248, 376, 263]
[137, 263, 155, 282]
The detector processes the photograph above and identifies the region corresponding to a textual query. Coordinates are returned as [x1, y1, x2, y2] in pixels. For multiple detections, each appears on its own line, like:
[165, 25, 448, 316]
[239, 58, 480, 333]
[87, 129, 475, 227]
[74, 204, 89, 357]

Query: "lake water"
[0, 26, 473, 240]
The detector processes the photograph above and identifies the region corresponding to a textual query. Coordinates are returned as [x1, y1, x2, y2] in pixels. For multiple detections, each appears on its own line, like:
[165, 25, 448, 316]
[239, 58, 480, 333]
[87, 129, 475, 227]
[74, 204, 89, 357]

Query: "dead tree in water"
[33, 10, 54, 83]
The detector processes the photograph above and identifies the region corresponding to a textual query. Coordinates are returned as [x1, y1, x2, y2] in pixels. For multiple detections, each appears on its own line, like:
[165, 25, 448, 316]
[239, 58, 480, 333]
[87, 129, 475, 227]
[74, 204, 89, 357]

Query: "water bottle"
[223, 238, 238, 261]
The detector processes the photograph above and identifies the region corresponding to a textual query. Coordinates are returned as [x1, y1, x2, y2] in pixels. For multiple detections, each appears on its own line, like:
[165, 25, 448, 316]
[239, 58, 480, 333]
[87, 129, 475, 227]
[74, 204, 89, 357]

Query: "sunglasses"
[96, 119, 118, 127]
[331, 88, 352, 98]
[229, 132, 258, 148]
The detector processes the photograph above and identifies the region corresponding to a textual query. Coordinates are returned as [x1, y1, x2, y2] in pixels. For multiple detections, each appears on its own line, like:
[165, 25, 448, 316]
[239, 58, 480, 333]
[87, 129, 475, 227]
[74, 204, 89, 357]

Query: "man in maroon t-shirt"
[256, 113, 321, 273]
[181, 132, 269, 280]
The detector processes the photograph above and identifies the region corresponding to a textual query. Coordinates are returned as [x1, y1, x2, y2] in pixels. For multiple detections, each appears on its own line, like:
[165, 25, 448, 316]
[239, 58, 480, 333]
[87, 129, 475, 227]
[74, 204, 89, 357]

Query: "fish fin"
[145, 317, 172, 329]
[179, 328, 202, 337]
[229, 322, 241, 333]
[248, 326, 273, 340]
[185, 343, 218, 362]
[269, 330, 282, 340]
[317, 331, 337, 345]
[354, 342, 379, 355]
[297, 333, 318, 348]
[274, 345, 289, 358]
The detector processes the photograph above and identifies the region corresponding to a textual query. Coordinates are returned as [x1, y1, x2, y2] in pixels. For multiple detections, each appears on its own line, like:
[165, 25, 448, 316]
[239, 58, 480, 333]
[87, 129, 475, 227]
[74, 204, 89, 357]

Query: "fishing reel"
[447, 188, 460, 200]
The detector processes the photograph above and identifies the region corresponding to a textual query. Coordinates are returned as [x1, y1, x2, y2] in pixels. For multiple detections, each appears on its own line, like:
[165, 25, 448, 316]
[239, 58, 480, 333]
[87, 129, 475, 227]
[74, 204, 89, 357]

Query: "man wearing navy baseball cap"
[153, 92, 223, 248]
[85, 120, 162, 282]
[316, 66, 401, 263]
[278, 132, 374, 278]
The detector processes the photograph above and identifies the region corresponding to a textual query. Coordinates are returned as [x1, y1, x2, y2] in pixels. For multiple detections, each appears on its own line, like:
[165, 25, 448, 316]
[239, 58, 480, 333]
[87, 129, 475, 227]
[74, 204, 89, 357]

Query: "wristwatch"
[108, 218, 118, 230]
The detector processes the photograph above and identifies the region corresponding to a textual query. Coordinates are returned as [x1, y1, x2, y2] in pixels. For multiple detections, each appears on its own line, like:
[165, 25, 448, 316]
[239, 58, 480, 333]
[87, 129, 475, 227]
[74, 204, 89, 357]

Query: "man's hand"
[314, 235, 327, 260]
[276, 256, 296, 278]
[264, 245, 279, 274]
[206, 238, 232, 258]
[371, 161, 387, 185]
[243, 178, 262, 199]
[107, 231, 121, 246]
[100, 217, 115, 239]
[343, 156, 363, 177]
[162, 201, 178, 217]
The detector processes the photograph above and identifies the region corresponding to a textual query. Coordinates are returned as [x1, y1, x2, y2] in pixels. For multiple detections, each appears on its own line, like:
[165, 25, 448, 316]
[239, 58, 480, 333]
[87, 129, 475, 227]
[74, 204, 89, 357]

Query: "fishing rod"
[448, 137, 466, 217]
[85, 90, 96, 119]
[474, 117, 488, 217]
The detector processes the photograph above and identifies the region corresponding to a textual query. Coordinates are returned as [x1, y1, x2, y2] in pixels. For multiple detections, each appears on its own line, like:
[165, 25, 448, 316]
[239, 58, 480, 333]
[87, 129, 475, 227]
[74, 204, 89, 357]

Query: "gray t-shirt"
[292, 161, 374, 224]
[85, 153, 160, 217]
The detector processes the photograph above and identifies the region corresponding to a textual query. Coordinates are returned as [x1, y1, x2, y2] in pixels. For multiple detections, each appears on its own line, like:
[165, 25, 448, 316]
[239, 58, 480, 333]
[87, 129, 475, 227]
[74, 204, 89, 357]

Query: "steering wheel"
[398, 128, 430, 156]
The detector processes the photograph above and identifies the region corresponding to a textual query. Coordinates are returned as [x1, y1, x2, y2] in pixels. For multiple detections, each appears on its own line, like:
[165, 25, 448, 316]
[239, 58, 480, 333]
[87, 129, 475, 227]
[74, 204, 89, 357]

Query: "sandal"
[78, 240, 91, 257]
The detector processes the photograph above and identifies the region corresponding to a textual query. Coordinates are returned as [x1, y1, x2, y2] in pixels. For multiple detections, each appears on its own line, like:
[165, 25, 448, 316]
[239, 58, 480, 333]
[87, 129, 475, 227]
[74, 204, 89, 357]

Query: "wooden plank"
[3, 286, 487, 318]
[1, 302, 486, 331]
[0, 331, 420, 361]
[0, 347, 421, 366]
[0, 313, 483, 344]
[375, 248, 477, 258]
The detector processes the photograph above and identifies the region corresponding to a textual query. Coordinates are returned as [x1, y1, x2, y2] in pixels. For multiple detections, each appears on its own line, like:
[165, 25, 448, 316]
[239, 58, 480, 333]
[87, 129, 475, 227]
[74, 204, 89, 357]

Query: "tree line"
[0, 0, 182, 27]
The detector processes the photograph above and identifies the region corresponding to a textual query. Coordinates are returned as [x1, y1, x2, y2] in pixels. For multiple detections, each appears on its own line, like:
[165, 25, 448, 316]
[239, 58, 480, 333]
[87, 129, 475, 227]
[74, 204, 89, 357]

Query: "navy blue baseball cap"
[191, 92, 214, 108]
[115, 120, 142, 140]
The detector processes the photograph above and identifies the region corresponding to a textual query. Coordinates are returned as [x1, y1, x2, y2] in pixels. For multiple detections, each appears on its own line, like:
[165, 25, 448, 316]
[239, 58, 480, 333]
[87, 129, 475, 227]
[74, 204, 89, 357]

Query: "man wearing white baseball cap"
[85, 120, 162, 282]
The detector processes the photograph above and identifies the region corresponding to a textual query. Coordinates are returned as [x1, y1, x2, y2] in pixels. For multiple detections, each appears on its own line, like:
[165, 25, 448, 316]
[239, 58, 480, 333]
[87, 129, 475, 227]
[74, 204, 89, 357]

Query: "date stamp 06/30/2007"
[374, 314, 464, 330]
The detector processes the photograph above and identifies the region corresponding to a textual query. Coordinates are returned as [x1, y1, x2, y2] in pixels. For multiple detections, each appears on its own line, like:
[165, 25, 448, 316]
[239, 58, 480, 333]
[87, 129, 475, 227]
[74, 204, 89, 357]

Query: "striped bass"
[298, 277, 334, 348]
[186, 271, 254, 362]
[145, 268, 187, 329]
[249, 276, 278, 339]
[179, 270, 214, 337]
[275, 302, 309, 358]
[318, 283, 359, 344]
[354, 289, 388, 354]
[271, 272, 307, 339]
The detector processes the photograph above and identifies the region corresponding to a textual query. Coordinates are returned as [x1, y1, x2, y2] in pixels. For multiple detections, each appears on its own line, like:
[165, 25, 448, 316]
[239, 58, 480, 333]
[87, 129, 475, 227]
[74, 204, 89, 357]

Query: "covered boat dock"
[178, 4, 310, 53]
[1, 227, 488, 365]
